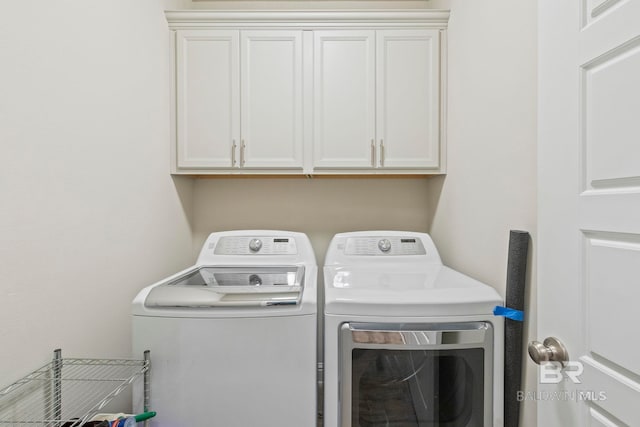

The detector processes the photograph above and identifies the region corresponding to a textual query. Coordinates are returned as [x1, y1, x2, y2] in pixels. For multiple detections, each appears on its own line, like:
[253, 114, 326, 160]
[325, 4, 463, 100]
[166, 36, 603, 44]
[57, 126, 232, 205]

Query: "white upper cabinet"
[313, 31, 376, 169]
[175, 30, 239, 169]
[174, 29, 303, 172]
[241, 31, 304, 169]
[167, 10, 449, 175]
[376, 29, 441, 169]
[313, 29, 442, 172]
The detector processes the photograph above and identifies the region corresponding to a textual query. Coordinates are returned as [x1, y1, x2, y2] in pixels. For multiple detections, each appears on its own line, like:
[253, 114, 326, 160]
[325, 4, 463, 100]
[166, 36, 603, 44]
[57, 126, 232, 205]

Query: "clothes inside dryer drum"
[352, 349, 485, 427]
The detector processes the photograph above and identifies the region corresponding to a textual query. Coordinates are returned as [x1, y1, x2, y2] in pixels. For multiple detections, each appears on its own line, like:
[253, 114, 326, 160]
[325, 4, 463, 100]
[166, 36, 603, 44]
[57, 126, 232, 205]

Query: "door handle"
[528, 337, 569, 366]
[380, 139, 385, 167]
[240, 140, 246, 167]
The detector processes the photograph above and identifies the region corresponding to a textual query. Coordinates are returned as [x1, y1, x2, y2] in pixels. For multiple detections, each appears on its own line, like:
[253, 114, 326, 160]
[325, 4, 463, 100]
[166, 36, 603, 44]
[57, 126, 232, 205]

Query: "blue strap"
[493, 305, 524, 322]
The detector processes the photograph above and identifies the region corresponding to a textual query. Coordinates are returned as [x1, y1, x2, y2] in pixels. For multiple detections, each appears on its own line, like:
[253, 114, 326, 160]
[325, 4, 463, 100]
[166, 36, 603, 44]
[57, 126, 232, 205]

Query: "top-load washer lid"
[145, 265, 304, 308]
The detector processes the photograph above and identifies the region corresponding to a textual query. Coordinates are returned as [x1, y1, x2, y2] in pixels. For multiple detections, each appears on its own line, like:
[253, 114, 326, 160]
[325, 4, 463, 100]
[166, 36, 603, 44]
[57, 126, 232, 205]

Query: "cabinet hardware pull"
[371, 139, 376, 167]
[380, 139, 385, 167]
[240, 140, 246, 167]
[232, 140, 237, 167]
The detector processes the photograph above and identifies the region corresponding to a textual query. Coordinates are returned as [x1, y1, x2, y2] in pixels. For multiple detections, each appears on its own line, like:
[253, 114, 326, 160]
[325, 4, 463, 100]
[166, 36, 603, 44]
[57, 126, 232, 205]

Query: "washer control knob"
[378, 239, 392, 253]
[249, 238, 263, 252]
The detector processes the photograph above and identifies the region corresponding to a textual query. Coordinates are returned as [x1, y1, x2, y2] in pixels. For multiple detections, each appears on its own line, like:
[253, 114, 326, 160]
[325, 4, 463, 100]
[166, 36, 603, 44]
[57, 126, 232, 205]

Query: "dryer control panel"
[213, 236, 298, 255]
[344, 236, 427, 256]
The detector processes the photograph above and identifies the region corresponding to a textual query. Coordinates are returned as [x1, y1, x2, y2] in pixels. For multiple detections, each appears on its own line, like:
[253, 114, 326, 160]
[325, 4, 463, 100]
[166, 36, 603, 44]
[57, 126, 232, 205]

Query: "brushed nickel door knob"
[528, 337, 569, 366]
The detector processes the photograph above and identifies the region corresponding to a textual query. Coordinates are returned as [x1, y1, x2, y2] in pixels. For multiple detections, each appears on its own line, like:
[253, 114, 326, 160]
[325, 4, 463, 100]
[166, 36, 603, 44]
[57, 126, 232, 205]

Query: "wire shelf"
[0, 350, 150, 427]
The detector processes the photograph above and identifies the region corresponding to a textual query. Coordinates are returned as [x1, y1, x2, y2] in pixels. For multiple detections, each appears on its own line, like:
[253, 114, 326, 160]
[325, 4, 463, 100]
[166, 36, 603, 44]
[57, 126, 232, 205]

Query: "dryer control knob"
[249, 238, 263, 252]
[378, 239, 392, 253]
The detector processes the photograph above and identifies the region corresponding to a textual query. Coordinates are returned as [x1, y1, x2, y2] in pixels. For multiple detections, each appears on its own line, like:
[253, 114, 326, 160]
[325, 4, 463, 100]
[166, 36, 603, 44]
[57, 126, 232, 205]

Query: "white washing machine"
[323, 231, 504, 427]
[132, 230, 317, 427]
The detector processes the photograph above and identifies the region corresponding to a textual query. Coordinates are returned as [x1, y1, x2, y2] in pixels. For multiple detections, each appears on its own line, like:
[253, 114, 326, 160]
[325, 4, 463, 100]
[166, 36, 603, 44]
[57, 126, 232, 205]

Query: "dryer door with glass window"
[340, 322, 493, 427]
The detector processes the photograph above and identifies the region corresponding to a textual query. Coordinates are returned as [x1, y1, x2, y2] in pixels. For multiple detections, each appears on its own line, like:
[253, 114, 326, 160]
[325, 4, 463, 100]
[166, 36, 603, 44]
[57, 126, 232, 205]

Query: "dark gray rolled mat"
[504, 230, 530, 427]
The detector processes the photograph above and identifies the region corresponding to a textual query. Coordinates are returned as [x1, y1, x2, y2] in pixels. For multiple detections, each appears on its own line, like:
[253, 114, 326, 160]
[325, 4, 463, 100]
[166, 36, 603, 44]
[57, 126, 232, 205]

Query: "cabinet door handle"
[240, 140, 246, 167]
[232, 140, 237, 167]
[371, 139, 376, 167]
[380, 139, 385, 167]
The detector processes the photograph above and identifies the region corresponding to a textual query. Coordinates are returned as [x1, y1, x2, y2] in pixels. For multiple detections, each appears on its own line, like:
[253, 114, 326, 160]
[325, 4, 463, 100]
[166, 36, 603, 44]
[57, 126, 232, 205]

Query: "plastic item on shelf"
[111, 417, 136, 427]
[90, 414, 136, 427]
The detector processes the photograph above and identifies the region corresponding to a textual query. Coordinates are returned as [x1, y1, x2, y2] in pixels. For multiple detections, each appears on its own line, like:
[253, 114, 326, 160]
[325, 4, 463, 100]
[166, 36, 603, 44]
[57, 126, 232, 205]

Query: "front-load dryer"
[323, 231, 504, 427]
[132, 230, 317, 427]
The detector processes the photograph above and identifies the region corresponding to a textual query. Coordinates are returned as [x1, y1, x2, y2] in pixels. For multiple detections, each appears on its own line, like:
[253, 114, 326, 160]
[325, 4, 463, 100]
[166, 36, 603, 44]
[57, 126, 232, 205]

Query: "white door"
[313, 30, 376, 169]
[240, 31, 304, 169]
[376, 29, 441, 169]
[538, 1, 640, 425]
[175, 30, 239, 169]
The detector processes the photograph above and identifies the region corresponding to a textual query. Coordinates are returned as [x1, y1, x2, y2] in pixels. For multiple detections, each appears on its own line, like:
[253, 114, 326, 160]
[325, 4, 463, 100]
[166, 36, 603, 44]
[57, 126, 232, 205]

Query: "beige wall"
[0, 0, 193, 384]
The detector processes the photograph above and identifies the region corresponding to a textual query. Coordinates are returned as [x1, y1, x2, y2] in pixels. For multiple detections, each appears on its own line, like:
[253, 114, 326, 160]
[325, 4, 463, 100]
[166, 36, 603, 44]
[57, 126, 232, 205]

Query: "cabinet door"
[175, 30, 240, 169]
[376, 29, 441, 169]
[240, 31, 303, 169]
[313, 31, 376, 169]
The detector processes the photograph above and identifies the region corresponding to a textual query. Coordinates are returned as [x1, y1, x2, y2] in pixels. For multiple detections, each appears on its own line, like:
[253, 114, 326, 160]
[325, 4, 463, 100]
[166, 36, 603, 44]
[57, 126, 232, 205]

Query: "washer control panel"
[344, 236, 427, 256]
[214, 236, 298, 255]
